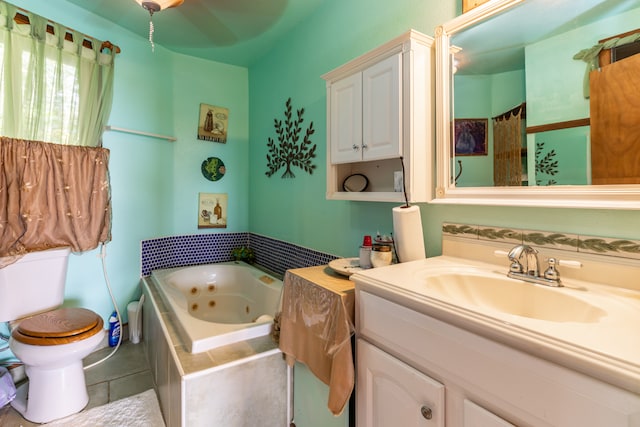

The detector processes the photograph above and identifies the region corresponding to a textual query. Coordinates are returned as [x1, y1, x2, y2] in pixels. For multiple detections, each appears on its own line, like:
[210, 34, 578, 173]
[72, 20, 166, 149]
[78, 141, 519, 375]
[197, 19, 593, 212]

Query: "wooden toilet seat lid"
[13, 307, 103, 345]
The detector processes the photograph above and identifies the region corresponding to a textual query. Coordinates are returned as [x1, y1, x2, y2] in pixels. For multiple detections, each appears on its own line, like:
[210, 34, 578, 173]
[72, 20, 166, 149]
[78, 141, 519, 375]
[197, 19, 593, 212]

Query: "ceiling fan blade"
[154, 0, 288, 48]
[157, 3, 238, 47]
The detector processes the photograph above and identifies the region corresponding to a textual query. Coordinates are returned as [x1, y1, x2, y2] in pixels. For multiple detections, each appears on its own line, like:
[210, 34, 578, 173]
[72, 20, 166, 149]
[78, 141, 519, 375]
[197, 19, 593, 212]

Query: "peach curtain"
[0, 137, 111, 265]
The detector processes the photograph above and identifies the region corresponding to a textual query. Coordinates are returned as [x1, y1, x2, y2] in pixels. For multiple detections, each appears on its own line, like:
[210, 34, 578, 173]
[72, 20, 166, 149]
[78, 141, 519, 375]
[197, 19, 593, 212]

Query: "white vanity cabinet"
[322, 30, 433, 202]
[355, 289, 640, 427]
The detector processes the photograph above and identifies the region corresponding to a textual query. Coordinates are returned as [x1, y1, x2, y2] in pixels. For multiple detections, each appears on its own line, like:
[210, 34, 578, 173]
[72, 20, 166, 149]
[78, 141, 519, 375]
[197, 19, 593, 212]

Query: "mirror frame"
[433, 0, 640, 209]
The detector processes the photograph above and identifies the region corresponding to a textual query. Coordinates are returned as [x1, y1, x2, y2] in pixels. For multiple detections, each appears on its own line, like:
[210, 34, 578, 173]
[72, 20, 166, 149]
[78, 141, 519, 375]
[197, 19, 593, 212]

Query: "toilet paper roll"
[392, 205, 426, 263]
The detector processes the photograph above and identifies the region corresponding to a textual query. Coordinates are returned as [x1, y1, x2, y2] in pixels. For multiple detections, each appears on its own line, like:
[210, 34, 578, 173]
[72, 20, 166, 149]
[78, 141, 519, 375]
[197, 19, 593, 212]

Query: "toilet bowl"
[9, 307, 105, 423]
[0, 248, 107, 423]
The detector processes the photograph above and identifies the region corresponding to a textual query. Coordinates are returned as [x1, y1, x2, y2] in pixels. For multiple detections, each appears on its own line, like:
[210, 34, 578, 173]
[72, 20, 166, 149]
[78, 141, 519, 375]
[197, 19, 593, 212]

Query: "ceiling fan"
[134, 0, 183, 51]
[131, 0, 291, 50]
[62, 0, 320, 65]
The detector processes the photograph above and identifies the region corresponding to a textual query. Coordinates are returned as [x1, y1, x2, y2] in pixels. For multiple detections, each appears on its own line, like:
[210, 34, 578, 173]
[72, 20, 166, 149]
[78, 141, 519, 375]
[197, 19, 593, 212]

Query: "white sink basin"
[421, 271, 607, 323]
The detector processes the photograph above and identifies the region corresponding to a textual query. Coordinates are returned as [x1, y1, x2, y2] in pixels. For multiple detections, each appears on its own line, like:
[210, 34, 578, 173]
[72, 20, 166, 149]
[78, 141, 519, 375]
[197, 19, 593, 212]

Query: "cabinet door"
[330, 72, 363, 164]
[362, 53, 402, 161]
[357, 339, 444, 427]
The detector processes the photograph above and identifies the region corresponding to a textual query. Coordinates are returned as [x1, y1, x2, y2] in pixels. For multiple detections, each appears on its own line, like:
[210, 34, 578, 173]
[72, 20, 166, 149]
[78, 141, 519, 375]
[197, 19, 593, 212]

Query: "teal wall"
[526, 6, 640, 126]
[534, 127, 590, 186]
[249, 0, 456, 259]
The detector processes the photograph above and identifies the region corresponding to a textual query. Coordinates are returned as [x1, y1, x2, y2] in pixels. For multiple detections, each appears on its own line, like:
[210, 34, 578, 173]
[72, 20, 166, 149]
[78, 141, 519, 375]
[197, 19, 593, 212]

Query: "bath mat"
[43, 389, 165, 427]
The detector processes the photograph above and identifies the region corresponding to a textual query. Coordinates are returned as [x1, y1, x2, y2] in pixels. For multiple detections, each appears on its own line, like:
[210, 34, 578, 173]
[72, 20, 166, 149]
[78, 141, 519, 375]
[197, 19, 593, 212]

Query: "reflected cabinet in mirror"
[434, 0, 640, 208]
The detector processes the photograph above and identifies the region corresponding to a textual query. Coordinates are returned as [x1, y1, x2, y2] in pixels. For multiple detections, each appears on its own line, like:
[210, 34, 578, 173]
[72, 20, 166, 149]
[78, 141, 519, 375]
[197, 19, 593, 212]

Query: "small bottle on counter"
[359, 235, 372, 269]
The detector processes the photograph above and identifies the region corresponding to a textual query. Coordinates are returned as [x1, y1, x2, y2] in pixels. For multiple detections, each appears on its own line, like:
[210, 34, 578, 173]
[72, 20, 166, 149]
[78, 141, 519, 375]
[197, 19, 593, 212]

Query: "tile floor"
[0, 340, 154, 427]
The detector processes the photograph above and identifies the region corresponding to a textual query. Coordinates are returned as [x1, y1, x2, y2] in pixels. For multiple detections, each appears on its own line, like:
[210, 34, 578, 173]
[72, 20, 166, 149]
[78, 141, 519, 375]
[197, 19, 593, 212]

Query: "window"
[0, 9, 116, 146]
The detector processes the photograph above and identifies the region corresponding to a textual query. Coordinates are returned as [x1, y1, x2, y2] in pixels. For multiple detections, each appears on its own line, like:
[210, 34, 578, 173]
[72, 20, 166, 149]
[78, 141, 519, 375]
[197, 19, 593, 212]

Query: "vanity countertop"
[352, 255, 640, 395]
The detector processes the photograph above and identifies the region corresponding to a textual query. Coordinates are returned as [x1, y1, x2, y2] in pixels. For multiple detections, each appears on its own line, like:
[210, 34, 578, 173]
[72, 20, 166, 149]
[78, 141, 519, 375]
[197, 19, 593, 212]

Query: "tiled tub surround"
[139, 233, 337, 426]
[141, 232, 338, 277]
[442, 222, 640, 293]
[141, 275, 287, 427]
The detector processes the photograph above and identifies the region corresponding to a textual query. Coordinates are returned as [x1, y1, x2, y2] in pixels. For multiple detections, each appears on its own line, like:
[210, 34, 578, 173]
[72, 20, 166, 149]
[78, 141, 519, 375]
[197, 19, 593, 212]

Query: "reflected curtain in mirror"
[0, 137, 111, 265]
[493, 104, 524, 186]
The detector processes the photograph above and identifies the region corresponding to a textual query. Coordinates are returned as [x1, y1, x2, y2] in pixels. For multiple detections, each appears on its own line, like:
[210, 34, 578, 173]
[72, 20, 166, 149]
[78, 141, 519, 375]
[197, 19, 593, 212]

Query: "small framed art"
[454, 118, 488, 156]
[198, 193, 228, 229]
[197, 104, 229, 143]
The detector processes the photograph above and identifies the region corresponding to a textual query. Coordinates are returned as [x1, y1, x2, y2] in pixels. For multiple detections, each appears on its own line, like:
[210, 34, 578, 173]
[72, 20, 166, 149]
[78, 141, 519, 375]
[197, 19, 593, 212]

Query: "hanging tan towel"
[279, 266, 355, 416]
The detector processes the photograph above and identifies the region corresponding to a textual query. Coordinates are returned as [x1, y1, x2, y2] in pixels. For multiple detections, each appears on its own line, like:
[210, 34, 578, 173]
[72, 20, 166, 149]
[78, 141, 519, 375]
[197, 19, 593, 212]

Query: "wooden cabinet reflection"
[591, 49, 640, 184]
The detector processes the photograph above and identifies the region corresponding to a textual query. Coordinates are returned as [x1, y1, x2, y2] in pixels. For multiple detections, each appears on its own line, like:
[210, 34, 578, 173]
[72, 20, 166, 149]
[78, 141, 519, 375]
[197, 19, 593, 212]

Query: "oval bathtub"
[150, 261, 282, 353]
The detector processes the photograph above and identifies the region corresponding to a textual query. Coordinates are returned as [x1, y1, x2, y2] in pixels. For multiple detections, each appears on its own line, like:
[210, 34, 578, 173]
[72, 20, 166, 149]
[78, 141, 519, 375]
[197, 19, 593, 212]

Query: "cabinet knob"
[362, 143, 368, 150]
[420, 405, 433, 420]
[352, 144, 360, 151]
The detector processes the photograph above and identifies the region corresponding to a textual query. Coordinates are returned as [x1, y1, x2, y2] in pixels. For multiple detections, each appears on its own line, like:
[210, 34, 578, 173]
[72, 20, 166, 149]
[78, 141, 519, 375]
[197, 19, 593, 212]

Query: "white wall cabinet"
[322, 30, 433, 202]
[355, 289, 640, 427]
[329, 54, 401, 164]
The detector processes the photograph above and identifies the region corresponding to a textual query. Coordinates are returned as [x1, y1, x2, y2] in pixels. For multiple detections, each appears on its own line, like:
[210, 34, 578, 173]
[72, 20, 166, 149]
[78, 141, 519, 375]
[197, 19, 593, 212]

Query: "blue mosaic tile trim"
[249, 233, 338, 277]
[141, 232, 339, 277]
[140, 232, 249, 276]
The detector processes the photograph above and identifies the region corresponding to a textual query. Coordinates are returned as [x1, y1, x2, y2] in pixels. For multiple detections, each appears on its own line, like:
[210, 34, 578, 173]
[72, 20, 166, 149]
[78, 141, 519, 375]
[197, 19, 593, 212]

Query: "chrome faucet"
[507, 244, 562, 287]
[508, 244, 539, 276]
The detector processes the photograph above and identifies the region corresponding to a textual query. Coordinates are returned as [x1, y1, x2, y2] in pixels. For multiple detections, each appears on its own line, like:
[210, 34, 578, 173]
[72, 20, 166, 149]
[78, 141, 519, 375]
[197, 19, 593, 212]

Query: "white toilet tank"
[0, 247, 71, 323]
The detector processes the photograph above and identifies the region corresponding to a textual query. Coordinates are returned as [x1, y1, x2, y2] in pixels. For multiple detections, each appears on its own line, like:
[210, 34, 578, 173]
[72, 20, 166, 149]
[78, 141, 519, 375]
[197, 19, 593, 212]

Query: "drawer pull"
[421, 405, 433, 420]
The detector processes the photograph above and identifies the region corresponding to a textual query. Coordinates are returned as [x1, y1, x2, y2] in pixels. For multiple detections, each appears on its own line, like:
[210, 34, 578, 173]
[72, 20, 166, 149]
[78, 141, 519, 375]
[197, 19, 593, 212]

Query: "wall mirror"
[434, 0, 640, 209]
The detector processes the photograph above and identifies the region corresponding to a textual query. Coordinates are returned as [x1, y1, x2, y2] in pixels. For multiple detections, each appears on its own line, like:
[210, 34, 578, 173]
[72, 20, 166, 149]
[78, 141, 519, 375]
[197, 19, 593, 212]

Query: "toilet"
[0, 247, 105, 423]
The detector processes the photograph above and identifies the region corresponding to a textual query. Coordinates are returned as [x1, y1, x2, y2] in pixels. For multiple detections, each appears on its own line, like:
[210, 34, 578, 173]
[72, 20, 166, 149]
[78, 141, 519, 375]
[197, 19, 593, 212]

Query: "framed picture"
[197, 104, 229, 143]
[462, 0, 490, 13]
[198, 193, 228, 229]
[454, 118, 488, 156]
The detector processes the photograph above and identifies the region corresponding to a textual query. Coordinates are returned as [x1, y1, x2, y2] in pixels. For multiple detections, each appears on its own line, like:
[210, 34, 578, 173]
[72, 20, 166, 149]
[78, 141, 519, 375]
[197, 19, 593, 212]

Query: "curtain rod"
[104, 125, 177, 142]
[493, 102, 526, 121]
[13, 11, 121, 54]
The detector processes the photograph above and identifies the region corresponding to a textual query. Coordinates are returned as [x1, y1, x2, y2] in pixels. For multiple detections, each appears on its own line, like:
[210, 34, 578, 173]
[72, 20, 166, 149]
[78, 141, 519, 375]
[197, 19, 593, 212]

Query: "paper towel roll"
[393, 205, 426, 263]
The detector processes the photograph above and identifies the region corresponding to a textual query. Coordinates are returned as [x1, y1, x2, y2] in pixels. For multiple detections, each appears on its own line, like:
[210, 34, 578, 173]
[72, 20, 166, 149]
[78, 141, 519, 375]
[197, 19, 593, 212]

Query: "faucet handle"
[543, 257, 582, 282]
[544, 258, 560, 281]
[554, 258, 582, 269]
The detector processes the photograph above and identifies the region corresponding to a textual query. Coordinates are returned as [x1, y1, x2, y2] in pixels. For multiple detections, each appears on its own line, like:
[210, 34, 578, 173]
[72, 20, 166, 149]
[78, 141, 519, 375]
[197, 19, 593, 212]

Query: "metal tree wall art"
[265, 98, 316, 178]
